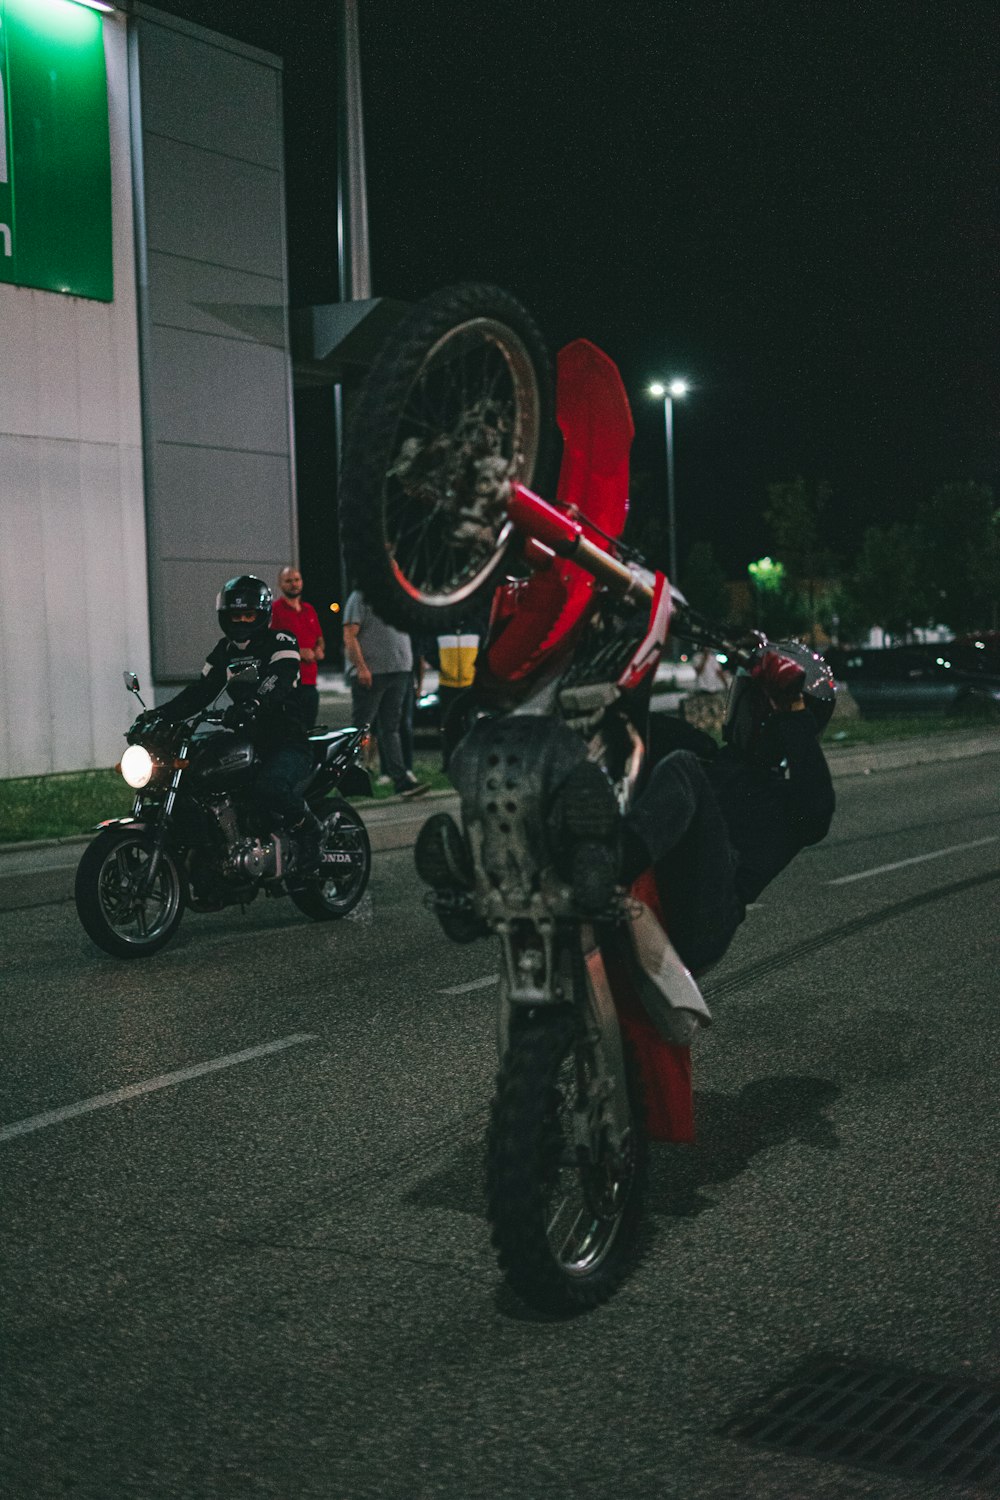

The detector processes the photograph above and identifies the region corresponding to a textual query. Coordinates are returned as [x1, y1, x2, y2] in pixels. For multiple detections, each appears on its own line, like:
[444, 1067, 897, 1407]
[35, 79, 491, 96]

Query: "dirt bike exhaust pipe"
[508, 483, 655, 604]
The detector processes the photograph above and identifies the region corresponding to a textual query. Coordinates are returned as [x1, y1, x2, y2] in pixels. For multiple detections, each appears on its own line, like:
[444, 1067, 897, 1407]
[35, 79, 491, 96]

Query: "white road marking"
[439, 974, 499, 995]
[829, 835, 999, 886]
[0, 1033, 318, 1144]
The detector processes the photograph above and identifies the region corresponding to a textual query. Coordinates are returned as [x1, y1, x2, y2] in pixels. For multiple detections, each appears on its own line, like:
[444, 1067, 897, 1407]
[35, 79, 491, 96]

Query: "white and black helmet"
[217, 575, 272, 640]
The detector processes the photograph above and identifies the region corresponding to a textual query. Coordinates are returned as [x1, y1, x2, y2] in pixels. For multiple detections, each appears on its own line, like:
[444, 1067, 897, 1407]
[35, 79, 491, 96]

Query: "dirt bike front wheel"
[340, 283, 554, 634]
[486, 1009, 648, 1314]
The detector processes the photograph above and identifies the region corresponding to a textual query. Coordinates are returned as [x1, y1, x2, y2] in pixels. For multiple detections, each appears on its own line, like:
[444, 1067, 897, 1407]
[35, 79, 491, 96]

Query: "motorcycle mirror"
[123, 671, 141, 694]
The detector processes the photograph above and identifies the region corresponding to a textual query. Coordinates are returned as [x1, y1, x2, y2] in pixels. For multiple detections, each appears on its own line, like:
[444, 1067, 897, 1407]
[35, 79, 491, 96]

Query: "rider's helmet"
[217, 575, 273, 640]
[724, 639, 837, 766]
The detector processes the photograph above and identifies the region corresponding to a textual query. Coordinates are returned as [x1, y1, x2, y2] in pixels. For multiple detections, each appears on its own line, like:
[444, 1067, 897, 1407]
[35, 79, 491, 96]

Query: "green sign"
[0, 0, 113, 301]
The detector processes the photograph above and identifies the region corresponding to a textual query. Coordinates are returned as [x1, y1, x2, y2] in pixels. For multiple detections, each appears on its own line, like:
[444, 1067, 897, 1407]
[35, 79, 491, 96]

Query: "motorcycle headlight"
[120, 744, 154, 789]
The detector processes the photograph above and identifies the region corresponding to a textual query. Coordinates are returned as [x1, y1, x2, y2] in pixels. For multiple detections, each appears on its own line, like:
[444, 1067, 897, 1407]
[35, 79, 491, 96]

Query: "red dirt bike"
[340, 284, 762, 1312]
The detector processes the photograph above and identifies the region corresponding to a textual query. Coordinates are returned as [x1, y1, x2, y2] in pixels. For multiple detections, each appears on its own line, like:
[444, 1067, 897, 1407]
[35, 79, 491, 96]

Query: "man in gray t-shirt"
[342, 590, 428, 798]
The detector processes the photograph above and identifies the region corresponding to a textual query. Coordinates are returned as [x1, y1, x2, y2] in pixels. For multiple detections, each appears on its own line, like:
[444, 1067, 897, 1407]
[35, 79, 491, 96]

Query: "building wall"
[132, 7, 296, 686]
[0, 12, 149, 778]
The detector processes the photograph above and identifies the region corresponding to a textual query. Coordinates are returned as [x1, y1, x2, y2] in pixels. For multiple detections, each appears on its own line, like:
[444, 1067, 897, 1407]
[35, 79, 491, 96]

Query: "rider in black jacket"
[138, 576, 324, 869]
[573, 642, 837, 972]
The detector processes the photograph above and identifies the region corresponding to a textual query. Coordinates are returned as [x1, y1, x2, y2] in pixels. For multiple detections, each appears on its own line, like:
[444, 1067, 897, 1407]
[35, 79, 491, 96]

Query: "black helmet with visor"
[217, 575, 273, 640]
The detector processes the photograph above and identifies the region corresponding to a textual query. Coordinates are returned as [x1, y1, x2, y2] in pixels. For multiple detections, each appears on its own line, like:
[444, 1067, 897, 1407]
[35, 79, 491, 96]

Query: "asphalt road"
[2, 752, 998, 1499]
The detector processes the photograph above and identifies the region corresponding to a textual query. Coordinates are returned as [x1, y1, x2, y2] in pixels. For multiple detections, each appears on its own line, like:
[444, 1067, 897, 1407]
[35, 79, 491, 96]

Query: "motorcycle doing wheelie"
[337, 283, 793, 1312]
[74, 668, 373, 959]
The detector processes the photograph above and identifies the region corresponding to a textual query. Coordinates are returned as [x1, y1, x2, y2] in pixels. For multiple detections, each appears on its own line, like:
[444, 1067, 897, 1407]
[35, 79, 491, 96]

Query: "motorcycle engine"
[225, 836, 279, 881]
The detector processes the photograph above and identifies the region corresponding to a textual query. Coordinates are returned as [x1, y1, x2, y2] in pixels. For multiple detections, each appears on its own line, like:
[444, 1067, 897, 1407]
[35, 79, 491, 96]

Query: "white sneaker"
[376, 774, 392, 787]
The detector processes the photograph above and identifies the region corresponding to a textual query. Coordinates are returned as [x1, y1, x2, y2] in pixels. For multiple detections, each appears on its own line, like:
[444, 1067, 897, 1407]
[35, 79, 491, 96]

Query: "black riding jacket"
[156, 628, 308, 751]
[706, 710, 835, 906]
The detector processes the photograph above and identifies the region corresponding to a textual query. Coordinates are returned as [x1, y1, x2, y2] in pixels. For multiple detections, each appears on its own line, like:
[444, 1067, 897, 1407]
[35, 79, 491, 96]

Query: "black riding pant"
[623, 749, 744, 974]
[254, 743, 313, 826]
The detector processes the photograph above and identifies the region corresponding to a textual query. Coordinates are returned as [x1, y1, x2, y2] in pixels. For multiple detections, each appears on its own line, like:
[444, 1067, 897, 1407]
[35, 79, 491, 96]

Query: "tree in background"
[840, 523, 926, 642]
[762, 477, 835, 641]
[679, 540, 731, 624]
[913, 482, 999, 633]
[747, 556, 811, 637]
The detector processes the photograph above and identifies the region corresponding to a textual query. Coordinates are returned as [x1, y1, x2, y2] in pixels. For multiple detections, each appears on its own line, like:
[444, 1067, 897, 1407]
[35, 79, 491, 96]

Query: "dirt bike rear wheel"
[486, 1009, 648, 1313]
[340, 283, 554, 633]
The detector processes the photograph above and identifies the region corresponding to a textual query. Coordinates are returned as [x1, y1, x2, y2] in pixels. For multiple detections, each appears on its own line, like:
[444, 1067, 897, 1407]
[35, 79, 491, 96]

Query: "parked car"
[828, 645, 1000, 719]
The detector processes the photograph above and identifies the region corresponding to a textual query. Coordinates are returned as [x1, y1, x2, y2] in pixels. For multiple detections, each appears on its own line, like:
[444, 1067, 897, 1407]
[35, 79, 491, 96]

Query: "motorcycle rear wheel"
[486, 1010, 648, 1313]
[75, 828, 185, 959]
[339, 283, 554, 633]
[289, 797, 371, 920]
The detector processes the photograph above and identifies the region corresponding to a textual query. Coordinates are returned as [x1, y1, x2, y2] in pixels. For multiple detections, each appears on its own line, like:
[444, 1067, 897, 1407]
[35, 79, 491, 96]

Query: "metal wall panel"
[146, 326, 290, 453]
[145, 444, 295, 561]
[145, 252, 285, 344]
[134, 10, 295, 683]
[136, 18, 281, 169]
[142, 134, 284, 279]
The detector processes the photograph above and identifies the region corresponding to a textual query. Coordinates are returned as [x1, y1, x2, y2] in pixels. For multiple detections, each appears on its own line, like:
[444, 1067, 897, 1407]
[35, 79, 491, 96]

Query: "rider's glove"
[223, 699, 259, 730]
[131, 708, 165, 736]
[751, 650, 806, 708]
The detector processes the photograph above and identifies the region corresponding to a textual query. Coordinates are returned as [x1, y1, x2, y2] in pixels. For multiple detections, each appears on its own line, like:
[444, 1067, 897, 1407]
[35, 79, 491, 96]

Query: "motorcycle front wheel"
[486, 1010, 648, 1314]
[75, 828, 185, 959]
[289, 797, 371, 921]
[339, 282, 554, 634]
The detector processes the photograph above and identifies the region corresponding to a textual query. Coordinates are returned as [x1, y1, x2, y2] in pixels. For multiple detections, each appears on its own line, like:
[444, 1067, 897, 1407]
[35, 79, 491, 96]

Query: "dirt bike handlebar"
[508, 483, 656, 605]
[507, 482, 770, 672]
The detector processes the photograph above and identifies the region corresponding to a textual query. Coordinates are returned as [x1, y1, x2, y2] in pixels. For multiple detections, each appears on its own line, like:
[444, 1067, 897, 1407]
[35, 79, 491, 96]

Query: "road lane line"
[439, 974, 499, 995]
[0, 1033, 318, 1144]
[829, 835, 998, 886]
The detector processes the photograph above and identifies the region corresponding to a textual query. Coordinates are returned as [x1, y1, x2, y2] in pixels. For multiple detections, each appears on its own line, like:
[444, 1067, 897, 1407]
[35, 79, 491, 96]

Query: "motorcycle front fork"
[495, 922, 632, 1163]
[137, 737, 189, 896]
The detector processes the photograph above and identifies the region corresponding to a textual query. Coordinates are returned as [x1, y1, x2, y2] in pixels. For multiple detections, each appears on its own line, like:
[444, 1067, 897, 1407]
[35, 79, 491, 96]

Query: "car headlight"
[120, 744, 154, 789]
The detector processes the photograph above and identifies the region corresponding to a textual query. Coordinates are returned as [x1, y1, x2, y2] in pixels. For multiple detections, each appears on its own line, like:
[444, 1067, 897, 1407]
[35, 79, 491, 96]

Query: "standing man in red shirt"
[271, 566, 325, 728]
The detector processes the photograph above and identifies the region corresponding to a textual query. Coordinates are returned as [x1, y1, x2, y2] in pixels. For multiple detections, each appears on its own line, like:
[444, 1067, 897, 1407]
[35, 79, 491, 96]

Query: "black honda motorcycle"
[74, 671, 372, 959]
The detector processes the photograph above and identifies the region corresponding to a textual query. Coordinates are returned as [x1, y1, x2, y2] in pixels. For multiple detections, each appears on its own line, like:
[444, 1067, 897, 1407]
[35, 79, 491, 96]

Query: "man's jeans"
[351, 671, 410, 790]
[623, 749, 743, 974]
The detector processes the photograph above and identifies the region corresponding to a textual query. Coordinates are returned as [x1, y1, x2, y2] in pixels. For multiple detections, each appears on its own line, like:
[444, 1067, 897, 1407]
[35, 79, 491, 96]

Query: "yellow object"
[437, 633, 479, 690]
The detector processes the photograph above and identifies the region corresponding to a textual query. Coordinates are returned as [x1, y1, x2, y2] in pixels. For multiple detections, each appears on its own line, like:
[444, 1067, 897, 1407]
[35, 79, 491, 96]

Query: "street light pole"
[649, 379, 688, 584]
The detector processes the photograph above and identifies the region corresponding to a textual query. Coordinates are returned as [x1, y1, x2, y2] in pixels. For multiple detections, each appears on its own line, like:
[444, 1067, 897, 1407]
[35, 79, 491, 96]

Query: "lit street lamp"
[649, 379, 689, 584]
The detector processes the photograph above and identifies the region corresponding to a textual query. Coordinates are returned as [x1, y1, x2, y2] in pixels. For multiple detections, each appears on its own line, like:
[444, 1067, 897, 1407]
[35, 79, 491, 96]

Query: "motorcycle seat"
[307, 727, 358, 758]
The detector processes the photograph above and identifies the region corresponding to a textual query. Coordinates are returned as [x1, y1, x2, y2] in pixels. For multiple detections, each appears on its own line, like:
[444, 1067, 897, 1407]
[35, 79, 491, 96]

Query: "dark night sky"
[150, 1, 996, 579]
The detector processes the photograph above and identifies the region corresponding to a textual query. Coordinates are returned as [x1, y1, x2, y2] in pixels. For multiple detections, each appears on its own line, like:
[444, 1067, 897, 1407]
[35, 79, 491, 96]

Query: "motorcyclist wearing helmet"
[135, 576, 324, 869]
[558, 640, 836, 974]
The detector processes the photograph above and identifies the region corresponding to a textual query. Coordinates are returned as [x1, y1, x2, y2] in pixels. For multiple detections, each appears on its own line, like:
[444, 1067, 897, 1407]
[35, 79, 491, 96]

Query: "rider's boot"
[291, 810, 323, 874]
[549, 760, 622, 915]
[414, 813, 487, 943]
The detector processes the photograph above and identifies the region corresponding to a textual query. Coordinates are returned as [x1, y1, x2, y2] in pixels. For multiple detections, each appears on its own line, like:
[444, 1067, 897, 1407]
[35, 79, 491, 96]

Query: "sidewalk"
[2, 726, 997, 913]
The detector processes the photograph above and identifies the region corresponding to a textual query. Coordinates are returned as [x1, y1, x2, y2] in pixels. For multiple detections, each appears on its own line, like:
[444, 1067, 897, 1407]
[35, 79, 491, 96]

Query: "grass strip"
[0, 758, 453, 845]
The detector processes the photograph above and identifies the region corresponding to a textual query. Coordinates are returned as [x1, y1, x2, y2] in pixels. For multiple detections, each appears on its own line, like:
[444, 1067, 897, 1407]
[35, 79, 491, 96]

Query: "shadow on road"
[405, 1074, 841, 1229]
[649, 1073, 842, 1219]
